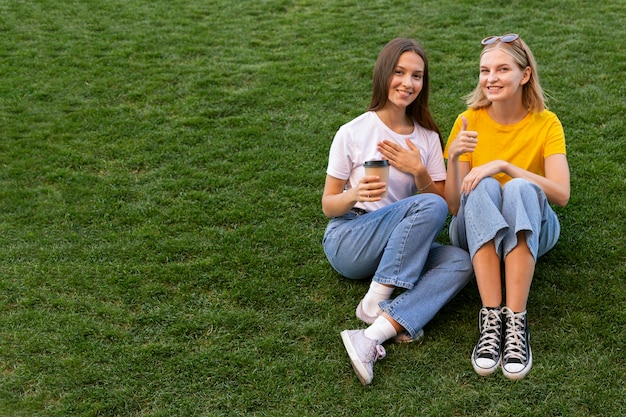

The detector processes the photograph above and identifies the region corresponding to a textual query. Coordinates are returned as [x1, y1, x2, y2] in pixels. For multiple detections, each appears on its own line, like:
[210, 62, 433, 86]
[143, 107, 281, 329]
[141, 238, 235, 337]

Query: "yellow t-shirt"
[443, 108, 566, 185]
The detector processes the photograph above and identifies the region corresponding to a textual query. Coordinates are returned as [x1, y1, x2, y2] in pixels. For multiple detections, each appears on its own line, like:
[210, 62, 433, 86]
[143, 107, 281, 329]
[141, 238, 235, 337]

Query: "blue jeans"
[323, 194, 473, 338]
[449, 177, 560, 261]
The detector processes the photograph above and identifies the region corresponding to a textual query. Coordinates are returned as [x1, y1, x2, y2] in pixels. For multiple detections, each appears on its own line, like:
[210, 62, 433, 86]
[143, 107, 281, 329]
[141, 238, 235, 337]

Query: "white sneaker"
[340, 329, 386, 385]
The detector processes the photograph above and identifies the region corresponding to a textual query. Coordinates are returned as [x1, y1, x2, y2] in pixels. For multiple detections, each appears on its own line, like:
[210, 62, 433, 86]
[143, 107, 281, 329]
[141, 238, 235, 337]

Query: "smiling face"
[479, 48, 530, 104]
[386, 51, 424, 110]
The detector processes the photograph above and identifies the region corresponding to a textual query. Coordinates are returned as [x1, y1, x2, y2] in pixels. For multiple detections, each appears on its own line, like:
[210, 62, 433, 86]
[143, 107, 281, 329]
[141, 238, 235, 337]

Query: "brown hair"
[368, 38, 443, 149]
[465, 36, 547, 113]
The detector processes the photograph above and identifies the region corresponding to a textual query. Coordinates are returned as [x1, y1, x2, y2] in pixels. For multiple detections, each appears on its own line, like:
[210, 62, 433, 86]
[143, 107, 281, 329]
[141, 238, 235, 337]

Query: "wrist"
[447, 152, 461, 163]
[499, 160, 510, 175]
[418, 180, 433, 192]
[350, 187, 360, 204]
[412, 165, 428, 179]
[414, 172, 433, 192]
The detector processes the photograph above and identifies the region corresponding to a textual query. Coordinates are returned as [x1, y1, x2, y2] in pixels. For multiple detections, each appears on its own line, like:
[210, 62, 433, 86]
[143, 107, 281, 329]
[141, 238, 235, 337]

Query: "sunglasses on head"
[481, 33, 520, 47]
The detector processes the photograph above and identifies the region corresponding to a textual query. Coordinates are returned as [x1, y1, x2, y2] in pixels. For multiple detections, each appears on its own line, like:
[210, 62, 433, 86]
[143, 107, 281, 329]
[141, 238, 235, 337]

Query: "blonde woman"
[444, 34, 570, 380]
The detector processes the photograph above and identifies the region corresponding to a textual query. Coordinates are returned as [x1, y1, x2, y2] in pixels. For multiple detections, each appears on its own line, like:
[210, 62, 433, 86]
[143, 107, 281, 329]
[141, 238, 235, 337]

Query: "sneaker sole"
[340, 330, 371, 385]
[471, 346, 500, 376]
[502, 351, 533, 380]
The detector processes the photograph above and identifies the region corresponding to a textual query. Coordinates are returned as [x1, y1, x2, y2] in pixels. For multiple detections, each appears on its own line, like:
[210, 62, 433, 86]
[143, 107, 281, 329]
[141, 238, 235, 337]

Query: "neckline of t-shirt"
[480, 107, 533, 130]
[371, 111, 418, 139]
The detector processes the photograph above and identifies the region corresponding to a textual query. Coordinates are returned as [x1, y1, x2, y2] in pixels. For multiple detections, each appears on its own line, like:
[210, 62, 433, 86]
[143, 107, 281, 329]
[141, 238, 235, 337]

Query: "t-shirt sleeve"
[543, 113, 566, 157]
[326, 126, 352, 180]
[425, 131, 447, 181]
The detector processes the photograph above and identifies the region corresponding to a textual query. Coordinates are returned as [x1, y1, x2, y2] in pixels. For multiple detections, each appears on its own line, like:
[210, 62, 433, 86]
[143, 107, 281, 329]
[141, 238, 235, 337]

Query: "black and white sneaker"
[471, 307, 502, 376]
[502, 307, 532, 380]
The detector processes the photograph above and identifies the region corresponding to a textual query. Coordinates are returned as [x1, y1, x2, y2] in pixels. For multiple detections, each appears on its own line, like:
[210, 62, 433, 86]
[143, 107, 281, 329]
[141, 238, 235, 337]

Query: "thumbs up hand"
[447, 116, 478, 161]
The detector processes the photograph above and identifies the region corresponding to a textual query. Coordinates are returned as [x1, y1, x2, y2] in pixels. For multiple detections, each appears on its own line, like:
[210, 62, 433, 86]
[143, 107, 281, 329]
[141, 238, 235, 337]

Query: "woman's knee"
[449, 246, 473, 273]
[425, 193, 448, 223]
[426, 193, 448, 213]
[431, 244, 474, 279]
[475, 177, 501, 193]
[468, 177, 502, 200]
[405, 193, 448, 221]
[503, 178, 538, 196]
[464, 177, 502, 210]
[502, 178, 546, 208]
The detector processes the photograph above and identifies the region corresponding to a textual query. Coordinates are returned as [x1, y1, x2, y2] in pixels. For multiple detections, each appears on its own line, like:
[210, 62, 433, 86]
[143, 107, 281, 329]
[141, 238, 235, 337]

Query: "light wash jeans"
[449, 177, 560, 261]
[323, 194, 473, 338]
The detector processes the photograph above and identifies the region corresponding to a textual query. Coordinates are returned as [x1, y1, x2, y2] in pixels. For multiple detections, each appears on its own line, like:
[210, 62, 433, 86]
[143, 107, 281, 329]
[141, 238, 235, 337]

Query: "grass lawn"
[0, 0, 624, 416]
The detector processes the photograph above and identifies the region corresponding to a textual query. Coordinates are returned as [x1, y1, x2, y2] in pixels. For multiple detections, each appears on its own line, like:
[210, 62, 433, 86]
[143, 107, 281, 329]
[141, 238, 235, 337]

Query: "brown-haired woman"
[322, 38, 473, 385]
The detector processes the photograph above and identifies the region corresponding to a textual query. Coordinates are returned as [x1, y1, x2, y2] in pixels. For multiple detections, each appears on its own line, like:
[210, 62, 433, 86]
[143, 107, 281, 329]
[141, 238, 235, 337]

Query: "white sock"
[364, 316, 398, 343]
[362, 281, 394, 316]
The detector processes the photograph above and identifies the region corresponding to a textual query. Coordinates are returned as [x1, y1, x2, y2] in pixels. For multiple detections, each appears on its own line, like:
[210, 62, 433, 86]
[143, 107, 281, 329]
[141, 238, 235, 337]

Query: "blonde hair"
[465, 36, 547, 113]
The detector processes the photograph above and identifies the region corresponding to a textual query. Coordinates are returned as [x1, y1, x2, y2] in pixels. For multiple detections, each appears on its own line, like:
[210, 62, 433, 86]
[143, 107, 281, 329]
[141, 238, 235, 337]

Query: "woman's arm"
[445, 158, 471, 216]
[444, 116, 477, 215]
[321, 174, 387, 218]
[457, 154, 570, 207]
[542, 154, 571, 206]
[321, 175, 355, 218]
[503, 154, 570, 206]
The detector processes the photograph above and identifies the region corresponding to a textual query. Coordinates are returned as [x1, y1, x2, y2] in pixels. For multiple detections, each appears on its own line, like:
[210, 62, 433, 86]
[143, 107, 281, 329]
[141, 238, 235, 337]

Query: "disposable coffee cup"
[364, 160, 389, 198]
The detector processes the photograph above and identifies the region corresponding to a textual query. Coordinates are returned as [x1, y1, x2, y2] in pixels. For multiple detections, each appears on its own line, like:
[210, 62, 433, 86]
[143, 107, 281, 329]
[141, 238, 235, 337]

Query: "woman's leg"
[360, 194, 449, 320]
[341, 242, 472, 385]
[323, 210, 396, 280]
[454, 177, 509, 305]
[326, 194, 449, 323]
[337, 195, 451, 385]
[498, 178, 560, 380]
[371, 194, 449, 290]
[473, 241, 503, 307]
[504, 232, 535, 312]
[500, 178, 559, 310]
[455, 178, 509, 376]
[379, 243, 473, 338]
[462, 177, 509, 260]
[322, 194, 447, 281]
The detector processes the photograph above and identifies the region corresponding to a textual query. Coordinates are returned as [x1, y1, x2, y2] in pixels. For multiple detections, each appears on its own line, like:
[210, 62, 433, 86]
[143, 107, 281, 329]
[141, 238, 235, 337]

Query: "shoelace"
[367, 344, 386, 362]
[504, 311, 527, 363]
[476, 310, 501, 356]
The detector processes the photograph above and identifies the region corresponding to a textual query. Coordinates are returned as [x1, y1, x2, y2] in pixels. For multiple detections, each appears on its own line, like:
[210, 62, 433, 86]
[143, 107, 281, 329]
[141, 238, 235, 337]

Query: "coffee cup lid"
[364, 160, 389, 167]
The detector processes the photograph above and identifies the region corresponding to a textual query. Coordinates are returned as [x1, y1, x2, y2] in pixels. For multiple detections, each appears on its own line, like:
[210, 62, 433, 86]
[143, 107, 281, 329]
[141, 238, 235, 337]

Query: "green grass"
[0, 0, 624, 416]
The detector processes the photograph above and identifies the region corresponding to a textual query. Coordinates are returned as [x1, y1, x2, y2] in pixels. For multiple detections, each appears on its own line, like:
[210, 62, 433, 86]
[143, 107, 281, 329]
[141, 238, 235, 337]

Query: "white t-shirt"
[326, 111, 446, 212]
